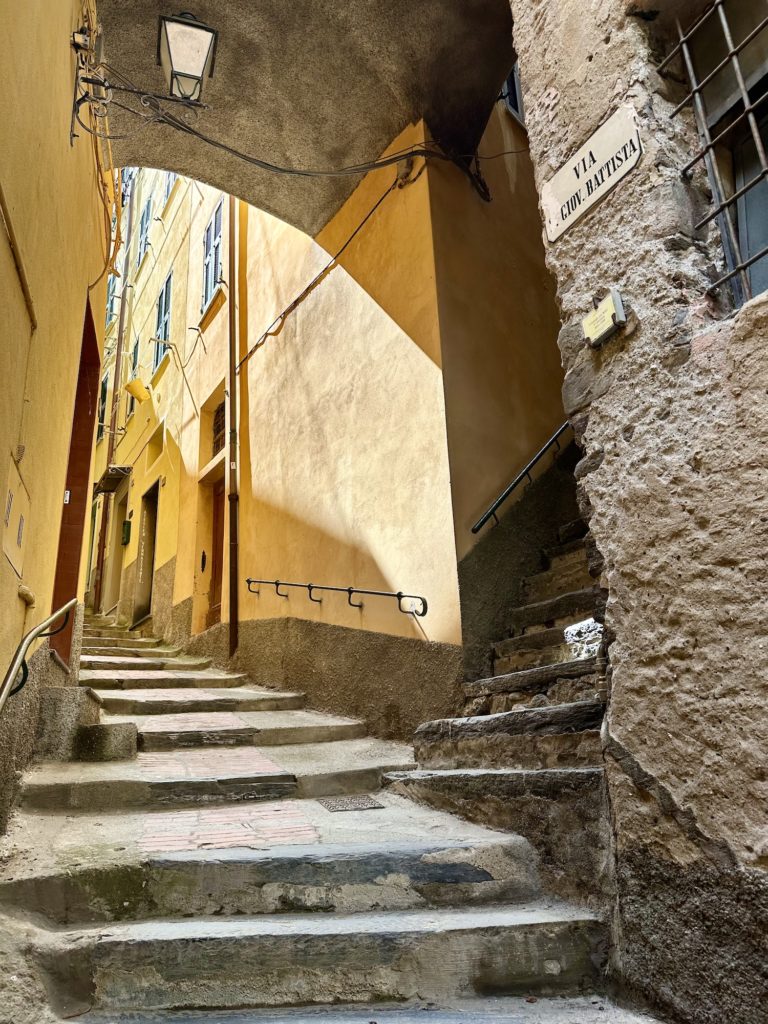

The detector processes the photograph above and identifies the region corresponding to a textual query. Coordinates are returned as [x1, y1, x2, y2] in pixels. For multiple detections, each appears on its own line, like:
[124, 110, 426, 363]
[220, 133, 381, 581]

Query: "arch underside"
[98, 0, 513, 235]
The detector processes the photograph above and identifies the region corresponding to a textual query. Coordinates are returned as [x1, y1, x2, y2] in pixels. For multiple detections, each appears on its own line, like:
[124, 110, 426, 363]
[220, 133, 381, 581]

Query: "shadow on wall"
[458, 443, 582, 680]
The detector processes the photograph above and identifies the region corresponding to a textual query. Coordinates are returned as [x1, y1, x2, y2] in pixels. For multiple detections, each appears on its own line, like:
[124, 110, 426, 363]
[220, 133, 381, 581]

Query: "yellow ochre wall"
[0, 0, 109, 824]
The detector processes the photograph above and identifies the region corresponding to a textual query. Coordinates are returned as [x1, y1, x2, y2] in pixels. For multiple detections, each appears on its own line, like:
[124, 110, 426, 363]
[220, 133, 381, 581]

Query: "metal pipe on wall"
[227, 193, 240, 657]
[93, 173, 136, 613]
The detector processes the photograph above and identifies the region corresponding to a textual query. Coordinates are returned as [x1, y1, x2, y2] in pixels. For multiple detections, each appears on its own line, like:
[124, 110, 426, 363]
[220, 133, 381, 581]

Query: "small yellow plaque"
[582, 288, 626, 348]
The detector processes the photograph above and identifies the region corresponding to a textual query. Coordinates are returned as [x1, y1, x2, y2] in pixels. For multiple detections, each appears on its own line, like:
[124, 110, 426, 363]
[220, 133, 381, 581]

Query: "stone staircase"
[0, 612, 662, 1023]
[385, 519, 612, 903]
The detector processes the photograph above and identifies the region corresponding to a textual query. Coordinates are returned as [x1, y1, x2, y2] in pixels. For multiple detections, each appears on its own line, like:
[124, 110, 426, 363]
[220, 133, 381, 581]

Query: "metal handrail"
[246, 578, 428, 617]
[471, 421, 571, 534]
[0, 597, 78, 717]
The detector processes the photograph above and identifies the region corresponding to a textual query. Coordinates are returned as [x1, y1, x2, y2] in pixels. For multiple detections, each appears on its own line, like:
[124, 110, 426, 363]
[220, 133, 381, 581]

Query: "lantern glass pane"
[159, 18, 215, 100]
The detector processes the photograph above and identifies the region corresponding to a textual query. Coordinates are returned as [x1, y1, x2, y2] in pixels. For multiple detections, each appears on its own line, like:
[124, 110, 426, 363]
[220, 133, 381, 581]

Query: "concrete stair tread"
[80, 669, 249, 690]
[385, 766, 603, 785]
[81, 647, 185, 660]
[507, 588, 601, 634]
[74, 996, 662, 1023]
[81, 656, 211, 671]
[92, 688, 306, 715]
[104, 709, 367, 749]
[464, 657, 599, 699]
[67, 900, 601, 942]
[81, 636, 163, 647]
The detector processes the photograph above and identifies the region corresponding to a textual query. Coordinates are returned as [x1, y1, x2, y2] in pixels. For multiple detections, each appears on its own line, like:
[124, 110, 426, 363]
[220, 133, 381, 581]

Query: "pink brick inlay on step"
[139, 802, 318, 852]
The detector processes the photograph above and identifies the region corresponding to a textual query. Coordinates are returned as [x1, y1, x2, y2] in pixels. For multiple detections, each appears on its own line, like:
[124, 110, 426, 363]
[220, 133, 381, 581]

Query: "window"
[105, 274, 118, 326]
[96, 373, 109, 442]
[502, 60, 525, 125]
[137, 197, 152, 266]
[202, 200, 223, 310]
[163, 171, 178, 204]
[212, 401, 226, 456]
[126, 339, 139, 417]
[154, 272, 172, 371]
[660, 1, 768, 305]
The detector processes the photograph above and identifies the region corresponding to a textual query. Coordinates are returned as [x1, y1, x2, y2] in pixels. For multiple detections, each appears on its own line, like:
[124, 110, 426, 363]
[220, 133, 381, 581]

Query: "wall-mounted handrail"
[246, 578, 428, 617]
[0, 597, 78, 718]
[471, 421, 571, 534]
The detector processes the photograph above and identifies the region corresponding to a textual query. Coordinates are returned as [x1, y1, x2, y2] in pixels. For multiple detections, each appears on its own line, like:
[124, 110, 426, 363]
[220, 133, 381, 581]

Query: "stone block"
[74, 723, 138, 762]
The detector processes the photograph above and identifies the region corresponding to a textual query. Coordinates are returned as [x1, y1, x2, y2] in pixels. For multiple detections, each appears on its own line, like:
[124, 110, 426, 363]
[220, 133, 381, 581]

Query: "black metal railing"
[0, 597, 78, 717]
[471, 421, 571, 534]
[245, 578, 428, 617]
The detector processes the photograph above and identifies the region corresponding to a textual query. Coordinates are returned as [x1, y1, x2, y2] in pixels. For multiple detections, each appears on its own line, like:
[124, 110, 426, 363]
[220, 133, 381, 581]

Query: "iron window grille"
[212, 401, 226, 457]
[154, 272, 173, 371]
[202, 200, 223, 310]
[658, 0, 768, 307]
[137, 197, 152, 266]
[96, 373, 109, 442]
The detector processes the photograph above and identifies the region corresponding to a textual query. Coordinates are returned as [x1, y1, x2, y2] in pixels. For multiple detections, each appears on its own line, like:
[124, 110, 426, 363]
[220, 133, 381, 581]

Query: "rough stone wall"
[458, 444, 581, 680]
[183, 617, 463, 740]
[508, 2, 767, 1021]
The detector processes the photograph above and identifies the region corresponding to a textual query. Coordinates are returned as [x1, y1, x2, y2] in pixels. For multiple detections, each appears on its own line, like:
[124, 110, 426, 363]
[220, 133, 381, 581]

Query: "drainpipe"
[227, 193, 240, 658]
[93, 175, 136, 613]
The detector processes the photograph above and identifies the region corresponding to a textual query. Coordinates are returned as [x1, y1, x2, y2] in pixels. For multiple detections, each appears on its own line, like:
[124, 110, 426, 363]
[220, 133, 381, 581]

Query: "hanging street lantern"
[157, 13, 218, 103]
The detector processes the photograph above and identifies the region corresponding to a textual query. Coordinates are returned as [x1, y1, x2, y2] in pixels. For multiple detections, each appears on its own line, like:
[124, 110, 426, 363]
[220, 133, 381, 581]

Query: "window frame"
[502, 60, 525, 127]
[163, 171, 178, 205]
[96, 373, 109, 443]
[137, 197, 152, 267]
[126, 339, 140, 419]
[202, 199, 224, 311]
[154, 272, 173, 371]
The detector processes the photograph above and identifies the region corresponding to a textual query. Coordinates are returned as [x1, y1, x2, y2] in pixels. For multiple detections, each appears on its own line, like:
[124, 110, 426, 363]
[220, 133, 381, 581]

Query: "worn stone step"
[20, 738, 415, 810]
[39, 904, 605, 1013]
[384, 768, 609, 902]
[464, 658, 599, 702]
[507, 588, 602, 637]
[92, 687, 306, 716]
[493, 619, 602, 674]
[73, 997, 665, 1024]
[558, 518, 588, 545]
[81, 636, 163, 650]
[80, 669, 249, 690]
[522, 561, 593, 605]
[106, 709, 367, 751]
[414, 701, 605, 770]
[80, 655, 213, 672]
[541, 539, 587, 572]
[81, 646, 184, 661]
[0, 833, 539, 924]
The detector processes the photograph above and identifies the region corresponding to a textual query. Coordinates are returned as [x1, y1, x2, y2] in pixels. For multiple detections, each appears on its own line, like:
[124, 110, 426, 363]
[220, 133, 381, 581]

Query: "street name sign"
[542, 104, 642, 242]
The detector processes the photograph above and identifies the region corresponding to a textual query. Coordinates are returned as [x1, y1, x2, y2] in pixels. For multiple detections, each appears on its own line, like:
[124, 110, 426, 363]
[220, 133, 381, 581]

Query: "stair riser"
[97, 696, 306, 715]
[475, 676, 605, 716]
[81, 648, 179, 660]
[49, 921, 605, 1012]
[507, 588, 602, 637]
[385, 770, 609, 902]
[81, 660, 211, 673]
[544, 545, 588, 573]
[80, 675, 246, 690]
[21, 778, 298, 811]
[137, 723, 367, 751]
[80, 637, 162, 649]
[415, 731, 603, 770]
[494, 643, 581, 674]
[523, 564, 593, 605]
[2, 842, 539, 924]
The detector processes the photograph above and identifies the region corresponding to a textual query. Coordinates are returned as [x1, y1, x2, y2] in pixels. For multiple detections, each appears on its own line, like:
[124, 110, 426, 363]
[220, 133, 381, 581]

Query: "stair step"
[522, 562, 593, 605]
[493, 619, 602, 674]
[464, 657, 600, 701]
[39, 904, 605, 1013]
[80, 669, 248, 690]
[74, 997, 665, 1024]
[384, 768, 609, 902]
[541, 539, 587, 571]
[558, 518, 588, 544]
[106, 709, 367, 751]
[21, 738, 415, 810]
[81, 646, 184, 660]
[92, 687, 306, 715]
[507, 587, 602, 636]
[80, 656, 212, 672]
[0, 828, 538, 923]
[81, 636, 163, 649]
[415, 701, 605, 770]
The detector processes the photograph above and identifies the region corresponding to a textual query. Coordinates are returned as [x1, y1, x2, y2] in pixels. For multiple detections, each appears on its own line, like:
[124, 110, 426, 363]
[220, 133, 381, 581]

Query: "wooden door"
[133, 483, 159, 624]
[207, 480, 225, 627]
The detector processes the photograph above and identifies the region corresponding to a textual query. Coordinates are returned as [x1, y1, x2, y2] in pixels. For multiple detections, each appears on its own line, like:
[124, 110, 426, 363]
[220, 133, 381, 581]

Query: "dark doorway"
[133, 482, 159, 624]
[206, 479, 225, 628]
[51, 303, 101, 663]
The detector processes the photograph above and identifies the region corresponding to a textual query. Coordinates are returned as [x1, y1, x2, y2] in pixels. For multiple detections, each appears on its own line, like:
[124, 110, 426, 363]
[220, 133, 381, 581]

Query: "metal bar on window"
[657, 0, 722, 72]
[695, 166, 768, 230]
[682, 91, 768, 175]
[708, 241, 768, 293]
[676, 15, 752, 301]
[671, 15, 768, 118]
[717, 3, 768, 174]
